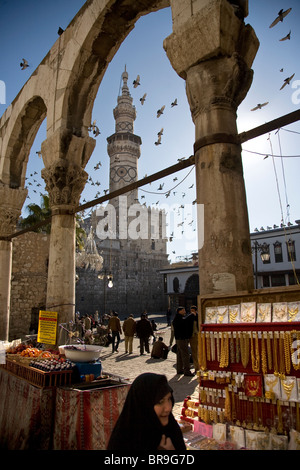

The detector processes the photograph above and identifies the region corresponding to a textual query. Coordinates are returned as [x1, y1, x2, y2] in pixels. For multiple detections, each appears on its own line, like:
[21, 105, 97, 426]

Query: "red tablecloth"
[0, 368, 54, 449]
[53, 384, 130, 450]
[0, 367, 130, 450]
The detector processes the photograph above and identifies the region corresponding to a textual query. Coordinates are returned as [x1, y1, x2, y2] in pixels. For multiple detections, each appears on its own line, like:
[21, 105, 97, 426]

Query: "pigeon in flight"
[140, 93, 147, 105]
[88, 120, 101, 136]
[171, 98, 178, 107]
[133, 75, 140, 88]
[20, 58, 29, 70]
[251, 102, 269, 111]
[279, 30, 291, 41]
[157, 128, 164, 137]
[157, 105, 165, 118]
[155, 135, 162, 146]
[269, 8, 292, 28]
[280, 73, 295, 90]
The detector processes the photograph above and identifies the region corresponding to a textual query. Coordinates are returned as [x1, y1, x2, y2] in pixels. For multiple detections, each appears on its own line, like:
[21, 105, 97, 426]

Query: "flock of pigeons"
[251, 7, 294, 112]
[132, 73, 178, 146]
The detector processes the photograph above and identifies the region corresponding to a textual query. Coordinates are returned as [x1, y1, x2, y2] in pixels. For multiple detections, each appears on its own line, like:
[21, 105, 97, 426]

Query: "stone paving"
[99, 313, 199, 418]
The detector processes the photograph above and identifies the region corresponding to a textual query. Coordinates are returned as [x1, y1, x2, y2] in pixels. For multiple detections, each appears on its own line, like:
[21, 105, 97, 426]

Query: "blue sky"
[0, 0, 299, 262]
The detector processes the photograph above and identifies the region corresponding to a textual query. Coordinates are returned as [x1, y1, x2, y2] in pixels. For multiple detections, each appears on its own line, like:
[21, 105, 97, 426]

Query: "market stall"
[179, 286, 300, 450]
[0, 341, 130, 450]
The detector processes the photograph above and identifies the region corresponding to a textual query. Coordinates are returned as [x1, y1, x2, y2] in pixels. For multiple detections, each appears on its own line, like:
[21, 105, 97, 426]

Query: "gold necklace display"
[279, 333, 286, 378]
[239, 332, 250, 368]
[199, 331, 207, 371]
[250, 331, 260, 373]
[266, 332, 273, 371]
[261, 333, 268, 375]
[273, 334, 279, 376]
[265, 375, 279, 400]
[219, 332, 229, 368]
[284, 331, 292, 374]
[281, 378, 295, 401]
[292, 331, 300, 371]
[288, 305, 299, 321]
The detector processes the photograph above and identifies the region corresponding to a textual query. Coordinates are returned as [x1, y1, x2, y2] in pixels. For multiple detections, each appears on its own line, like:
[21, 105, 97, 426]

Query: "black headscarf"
[107, 373, 186, 452]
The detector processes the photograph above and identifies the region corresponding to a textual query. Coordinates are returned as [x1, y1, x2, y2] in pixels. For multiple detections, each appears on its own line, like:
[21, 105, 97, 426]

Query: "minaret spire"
[107, 68, 142, 207]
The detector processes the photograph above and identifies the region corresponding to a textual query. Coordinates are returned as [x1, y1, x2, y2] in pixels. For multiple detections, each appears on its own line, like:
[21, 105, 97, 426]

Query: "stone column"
[41, 132, 95, 333]
[0, 186, 27, 340]
[164, 0, 259, 295]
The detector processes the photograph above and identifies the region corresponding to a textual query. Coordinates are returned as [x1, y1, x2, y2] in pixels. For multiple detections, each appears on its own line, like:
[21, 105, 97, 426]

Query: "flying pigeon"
[280, 73, 295, 90]
[157, 105, 165, 118]
[155, 135, 162, 146]
[133, 75, 140, 88]
[171, 98, 178, 107]
[251, 102, 269, 111]
[20, 59, 29, 70]
[157, 128, 164, 137]
[279, 30, 291, 41]
[269, 8, 292, 28]
[88, 120, 101, 136]
[140, 93, 147, 105]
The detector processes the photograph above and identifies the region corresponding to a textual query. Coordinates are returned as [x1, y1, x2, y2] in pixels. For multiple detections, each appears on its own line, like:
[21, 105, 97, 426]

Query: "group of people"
[106, 310, 163, 356]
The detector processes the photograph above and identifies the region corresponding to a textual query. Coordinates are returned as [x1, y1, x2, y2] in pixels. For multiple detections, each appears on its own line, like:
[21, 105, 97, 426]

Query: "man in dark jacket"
[172, 306, 196, 376]
[136, 313, 153, 355]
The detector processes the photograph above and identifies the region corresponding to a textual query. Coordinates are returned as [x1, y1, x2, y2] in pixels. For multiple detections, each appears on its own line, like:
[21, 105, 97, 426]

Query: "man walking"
[108, 312, 122, 353]
[136, 313, 153, 355]
[122, 314, 136, 354]
[172, 306, 196, 376]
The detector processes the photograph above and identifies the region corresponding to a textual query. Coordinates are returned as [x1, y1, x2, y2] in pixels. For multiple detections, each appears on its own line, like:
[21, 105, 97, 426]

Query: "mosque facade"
[75, 69, 169, 318]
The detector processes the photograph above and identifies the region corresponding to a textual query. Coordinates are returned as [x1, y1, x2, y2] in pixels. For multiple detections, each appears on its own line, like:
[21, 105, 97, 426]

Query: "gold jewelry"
[265, 375, 278, 400]
[199, 331, 207, 371]
[251, 331, 260, 373]
[206, 332, 211, 361]
[284, 331, 292, 375]
[273, 334, 279, 376]
[281, 377, 295, 400]
[292, 331, 300, 370]
[288, 305, 299, 321]
[219, 332, 229, 368]
[261, 332, 267, 375]
[266, 332, 273, 371]
[279, 333, 286, 378]
[239, 332, 250, 368]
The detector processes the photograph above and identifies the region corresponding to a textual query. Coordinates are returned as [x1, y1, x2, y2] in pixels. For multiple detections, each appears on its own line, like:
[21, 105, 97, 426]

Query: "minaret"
[107, 67, 142, 208]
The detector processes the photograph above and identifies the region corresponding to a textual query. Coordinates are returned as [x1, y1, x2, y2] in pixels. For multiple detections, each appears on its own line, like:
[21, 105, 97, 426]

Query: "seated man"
[151, 337, 169, 359]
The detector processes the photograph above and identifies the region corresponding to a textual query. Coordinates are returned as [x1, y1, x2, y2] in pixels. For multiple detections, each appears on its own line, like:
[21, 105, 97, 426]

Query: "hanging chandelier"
[76, 228, 103, 272]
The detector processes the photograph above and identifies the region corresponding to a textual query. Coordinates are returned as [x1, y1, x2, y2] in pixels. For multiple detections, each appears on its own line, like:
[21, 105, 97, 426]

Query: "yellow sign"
[37, 310, 58, 345]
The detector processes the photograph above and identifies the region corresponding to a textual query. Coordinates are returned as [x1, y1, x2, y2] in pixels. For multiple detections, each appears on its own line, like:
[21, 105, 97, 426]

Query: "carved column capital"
[0, 186, 27, 237]
[41, 159, 88, 209]
[185, 52, 254, 121]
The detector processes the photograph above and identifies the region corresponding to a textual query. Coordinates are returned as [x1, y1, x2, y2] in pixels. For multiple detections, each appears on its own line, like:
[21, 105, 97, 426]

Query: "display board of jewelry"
[196, 292, 300, 450]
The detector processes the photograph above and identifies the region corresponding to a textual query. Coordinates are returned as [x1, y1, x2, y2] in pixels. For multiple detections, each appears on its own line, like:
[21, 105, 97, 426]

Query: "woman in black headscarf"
[107, 373, 186, 451]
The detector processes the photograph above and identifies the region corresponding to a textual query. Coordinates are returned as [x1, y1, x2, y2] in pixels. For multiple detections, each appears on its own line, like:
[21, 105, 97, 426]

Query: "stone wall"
[10, 232, 49, 340]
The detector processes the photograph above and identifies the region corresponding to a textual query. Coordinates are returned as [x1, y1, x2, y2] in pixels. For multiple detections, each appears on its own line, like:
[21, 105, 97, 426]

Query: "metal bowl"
[61, 345, 102, 363]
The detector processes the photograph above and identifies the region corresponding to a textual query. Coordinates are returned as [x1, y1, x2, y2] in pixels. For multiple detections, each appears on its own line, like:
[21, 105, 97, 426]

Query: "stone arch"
[5, 96, 47, 188]
[61, 0, 170, 137]
[184, 274, 199, 296]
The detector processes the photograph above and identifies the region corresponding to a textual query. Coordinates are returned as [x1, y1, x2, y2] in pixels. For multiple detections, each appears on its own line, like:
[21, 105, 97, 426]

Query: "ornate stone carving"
[0, 186, 27, 237]
[186, 53, 253, 120]
[41, 159, 88, 208]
